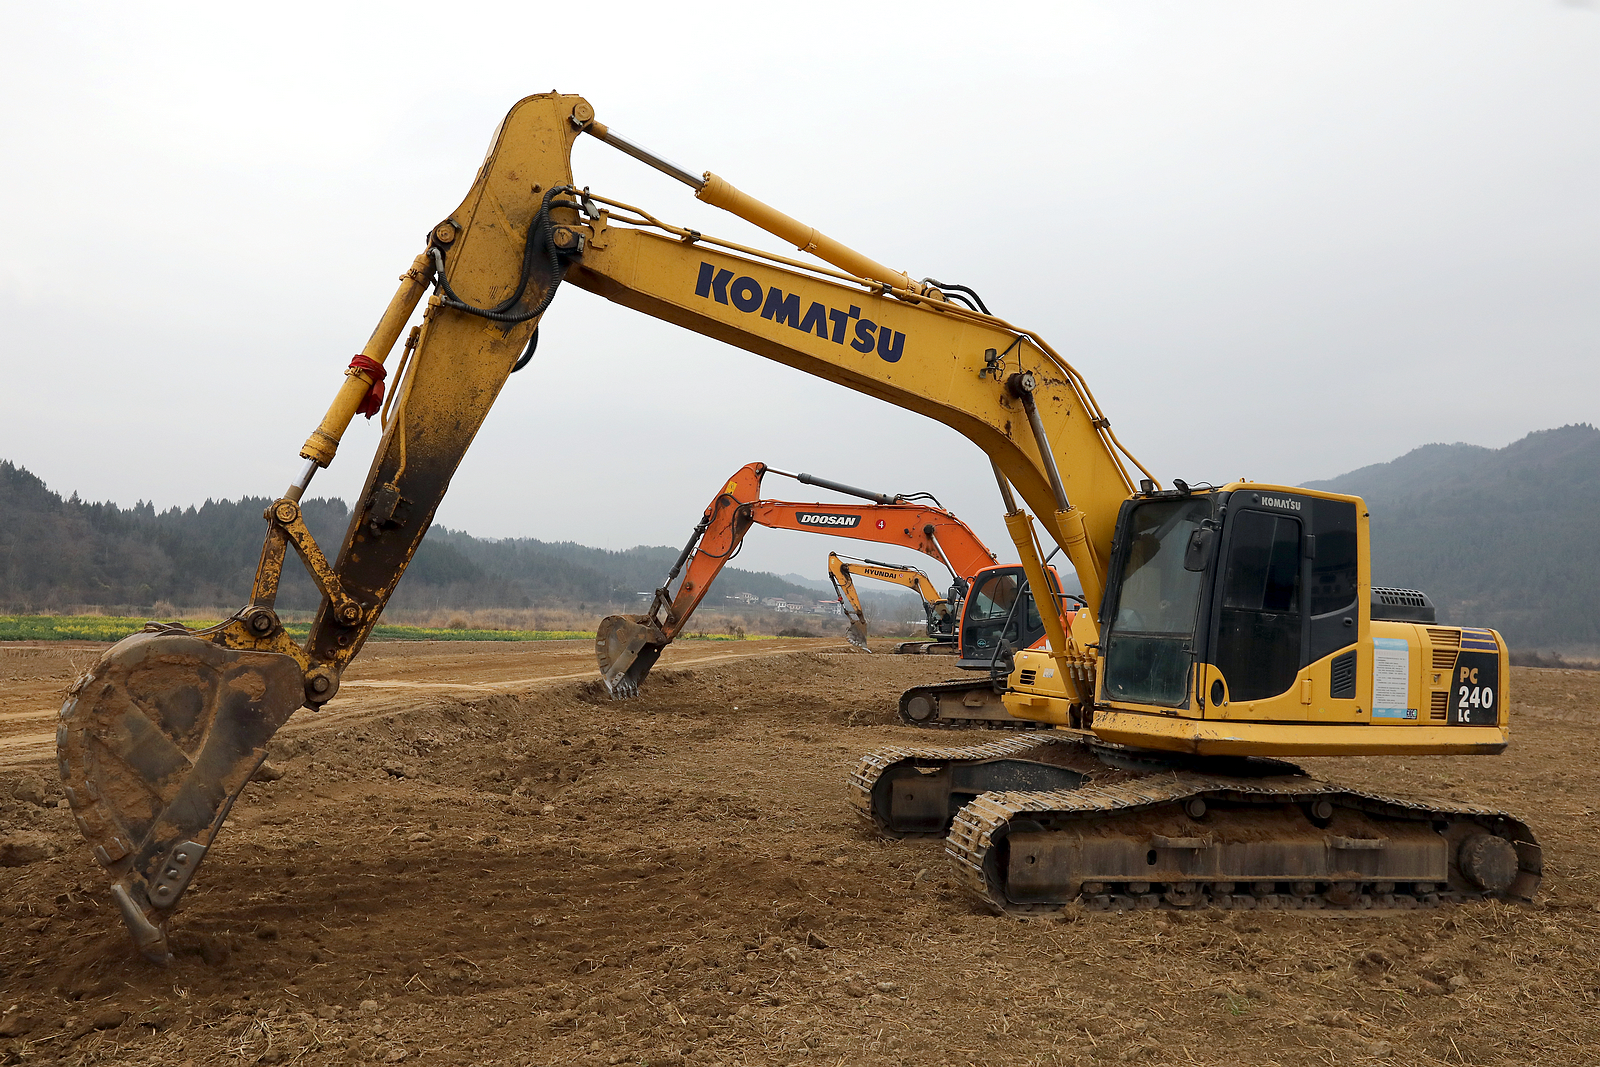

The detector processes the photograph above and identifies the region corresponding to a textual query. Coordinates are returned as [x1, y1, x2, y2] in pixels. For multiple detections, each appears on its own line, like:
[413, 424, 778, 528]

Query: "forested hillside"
[8, 423, 1594, 650]
[1305, 424, 1599, 652]
[0, 461, 823, 617]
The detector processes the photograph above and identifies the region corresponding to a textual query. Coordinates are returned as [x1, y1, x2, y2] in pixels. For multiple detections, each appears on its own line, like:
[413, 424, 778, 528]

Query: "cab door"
[955, 565, 1059, 671]
[1201, 493, 1360, 715]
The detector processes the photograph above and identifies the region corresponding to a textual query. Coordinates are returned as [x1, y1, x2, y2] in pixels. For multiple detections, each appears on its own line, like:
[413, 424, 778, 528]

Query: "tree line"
[0, 460, 821, 617]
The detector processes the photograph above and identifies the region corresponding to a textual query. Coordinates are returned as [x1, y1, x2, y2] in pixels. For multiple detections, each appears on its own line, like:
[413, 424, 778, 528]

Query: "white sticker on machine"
[1372, 637, 1414, 719]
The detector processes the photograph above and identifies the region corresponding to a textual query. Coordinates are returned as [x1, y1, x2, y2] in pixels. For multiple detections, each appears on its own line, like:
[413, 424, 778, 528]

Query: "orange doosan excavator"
[592, 461, 998, 692]
[594, 461, 1071, 729]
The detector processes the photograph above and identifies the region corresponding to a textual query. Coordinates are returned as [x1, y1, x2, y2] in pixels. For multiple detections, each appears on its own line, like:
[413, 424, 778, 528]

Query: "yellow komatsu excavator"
[59, 93, 1538, 961]
[826, 552, 960, 654]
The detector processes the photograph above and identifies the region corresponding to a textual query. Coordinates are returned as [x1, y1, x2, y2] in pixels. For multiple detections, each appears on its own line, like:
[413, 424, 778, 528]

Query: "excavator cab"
[954, 564, 1066, 672]
[1098, 486, 1358, 714]
[1087, 483, 1510, 755]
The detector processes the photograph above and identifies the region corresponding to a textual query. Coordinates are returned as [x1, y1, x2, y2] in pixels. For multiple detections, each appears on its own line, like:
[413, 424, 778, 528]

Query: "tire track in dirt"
[0, 638, 850, 768]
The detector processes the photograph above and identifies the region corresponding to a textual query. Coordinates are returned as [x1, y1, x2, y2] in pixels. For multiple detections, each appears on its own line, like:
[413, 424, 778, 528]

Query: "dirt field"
[2, 640, 1597, 1066]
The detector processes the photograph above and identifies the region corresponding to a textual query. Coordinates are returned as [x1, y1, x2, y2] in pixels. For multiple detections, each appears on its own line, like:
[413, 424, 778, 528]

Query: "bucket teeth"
[595, 614, 668, 699]
[111, 883, 172, 965]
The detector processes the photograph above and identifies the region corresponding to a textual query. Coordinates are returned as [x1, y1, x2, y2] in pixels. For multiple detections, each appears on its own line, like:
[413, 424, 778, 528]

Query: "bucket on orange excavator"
[595, 614, 671, 698]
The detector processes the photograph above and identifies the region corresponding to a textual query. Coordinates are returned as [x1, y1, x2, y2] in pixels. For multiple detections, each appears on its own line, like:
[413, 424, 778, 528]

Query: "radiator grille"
[1330, 650, 1357, 700]
[1017, 669, 1037, 686]
[1430, 691, 1449, 721]
[1427, 628, 1461, 671]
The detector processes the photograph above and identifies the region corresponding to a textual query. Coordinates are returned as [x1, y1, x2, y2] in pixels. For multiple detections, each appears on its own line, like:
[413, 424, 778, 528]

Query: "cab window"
[1214, 510, 1302, 700]
[960, 570, 1045, 663]
[1307, 498, 1359, 662]
[1101, 498, 1212, 707]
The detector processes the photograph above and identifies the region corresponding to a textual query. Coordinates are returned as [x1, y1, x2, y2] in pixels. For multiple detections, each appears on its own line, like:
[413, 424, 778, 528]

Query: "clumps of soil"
[0, 650, 1596, 1066]
[0, 773, 69, 868]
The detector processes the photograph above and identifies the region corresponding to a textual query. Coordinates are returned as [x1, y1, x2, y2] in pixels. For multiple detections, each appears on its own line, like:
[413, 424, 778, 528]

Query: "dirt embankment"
[1, 644, 1597, 1066]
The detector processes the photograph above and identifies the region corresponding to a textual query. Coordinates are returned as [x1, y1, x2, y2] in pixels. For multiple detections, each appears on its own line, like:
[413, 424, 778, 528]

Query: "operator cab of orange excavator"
[956, 564, 1074, 674]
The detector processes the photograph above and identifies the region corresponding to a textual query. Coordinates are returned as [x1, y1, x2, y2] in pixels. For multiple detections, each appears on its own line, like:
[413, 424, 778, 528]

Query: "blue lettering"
[851, 318, 876, 353]
[729, 276, 763, 313]
[761, 287, 802, 326]
[828, 305, 861, 344]
[876, 328, 905, 363]
[799, 302, 829, 339]
[697, 269, 905, 360]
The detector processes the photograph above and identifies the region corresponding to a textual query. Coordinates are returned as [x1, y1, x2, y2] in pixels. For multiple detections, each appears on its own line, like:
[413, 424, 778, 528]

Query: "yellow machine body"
[999, 482, 1509, 755]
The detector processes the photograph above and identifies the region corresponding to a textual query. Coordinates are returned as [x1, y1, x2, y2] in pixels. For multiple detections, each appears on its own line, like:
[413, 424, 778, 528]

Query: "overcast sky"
[2, 1, 1595, 585]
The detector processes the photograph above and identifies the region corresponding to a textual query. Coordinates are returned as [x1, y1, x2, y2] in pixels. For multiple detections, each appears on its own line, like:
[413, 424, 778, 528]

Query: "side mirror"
[1183, 527, 1214, 572]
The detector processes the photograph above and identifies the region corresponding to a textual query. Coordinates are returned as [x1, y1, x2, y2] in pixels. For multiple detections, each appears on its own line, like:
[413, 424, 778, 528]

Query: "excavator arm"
[61, 92, 1148, 962]
[826, 553, 955, 648]
[593, 460, 996, 694]
[593, 461, 767, 697]
[826, 553, 874, 651]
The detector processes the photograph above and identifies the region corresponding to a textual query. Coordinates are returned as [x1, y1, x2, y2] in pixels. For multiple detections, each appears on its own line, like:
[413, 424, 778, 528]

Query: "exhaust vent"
[1372, 587, 1435, 623]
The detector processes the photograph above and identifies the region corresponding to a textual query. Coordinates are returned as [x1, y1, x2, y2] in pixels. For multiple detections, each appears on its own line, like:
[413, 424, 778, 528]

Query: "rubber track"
[945, 775, 1542, 914]
[846, 734, 1074, 822]
[895, 679, 1044, 731]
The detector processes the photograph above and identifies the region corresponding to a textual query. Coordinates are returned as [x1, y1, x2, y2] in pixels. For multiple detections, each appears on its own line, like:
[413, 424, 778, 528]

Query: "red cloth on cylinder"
[349, 355, 387, 419]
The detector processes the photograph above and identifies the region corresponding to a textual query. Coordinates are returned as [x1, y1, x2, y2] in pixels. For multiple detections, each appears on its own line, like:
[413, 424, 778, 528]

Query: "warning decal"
[1372, 637, 1414, 720]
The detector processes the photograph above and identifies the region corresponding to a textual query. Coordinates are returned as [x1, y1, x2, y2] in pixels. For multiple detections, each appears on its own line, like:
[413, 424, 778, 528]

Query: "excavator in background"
[593, 460, 999, 696]
[826, 552, 959, 654]
[897, 559, 1080, 729]
[59, 93, 1538, 963]
[592, 460, 1058, 727]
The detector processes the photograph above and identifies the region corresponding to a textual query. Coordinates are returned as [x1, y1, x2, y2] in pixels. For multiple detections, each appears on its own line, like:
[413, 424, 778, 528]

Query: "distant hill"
[1304, 424, 1600, 652]
[0, 461, 827, 617]
[422, 531, 846, 610]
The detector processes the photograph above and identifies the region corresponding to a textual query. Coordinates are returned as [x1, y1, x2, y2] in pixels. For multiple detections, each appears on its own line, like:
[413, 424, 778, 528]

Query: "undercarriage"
[850, 734, 1541, 914]
[896, 679, 1044, 730]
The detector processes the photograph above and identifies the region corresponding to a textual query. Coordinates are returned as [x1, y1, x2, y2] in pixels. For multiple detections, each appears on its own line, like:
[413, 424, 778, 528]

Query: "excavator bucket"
[595, 614, 670, 699]
[846, 619, 872, 651]
[57, 632, 304, 964]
